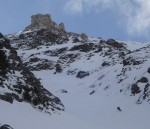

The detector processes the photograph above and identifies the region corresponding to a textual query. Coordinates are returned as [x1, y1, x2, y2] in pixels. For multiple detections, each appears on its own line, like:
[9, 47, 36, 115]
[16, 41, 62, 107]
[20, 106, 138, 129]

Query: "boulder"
[102, 61, 110, 67]
[80, 33, 88, 41]
[76, 71, 90, 79]
[137, 77, 148, 83]
[131, 84, 141, 95]
[59, 23, 65, 31]
[106, 39, 124, 49]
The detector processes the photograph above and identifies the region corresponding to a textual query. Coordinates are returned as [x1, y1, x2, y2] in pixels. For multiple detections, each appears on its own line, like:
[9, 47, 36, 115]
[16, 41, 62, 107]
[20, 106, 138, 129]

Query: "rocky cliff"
[24, 14, 65, 32]
[0, 33, 64, 114]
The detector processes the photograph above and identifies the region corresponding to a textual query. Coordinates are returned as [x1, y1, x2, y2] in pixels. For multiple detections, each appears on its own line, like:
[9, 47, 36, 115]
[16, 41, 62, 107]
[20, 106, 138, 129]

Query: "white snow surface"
[116, 40, 150, 51]
[0, 70, 150, 129]
[1, 34, 150, 129]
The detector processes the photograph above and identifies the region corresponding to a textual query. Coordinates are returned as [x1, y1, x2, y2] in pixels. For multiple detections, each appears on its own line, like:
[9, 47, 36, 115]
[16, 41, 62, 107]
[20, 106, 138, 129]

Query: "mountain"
[0, 23, 64, 128]
[1, 13, 150, 129]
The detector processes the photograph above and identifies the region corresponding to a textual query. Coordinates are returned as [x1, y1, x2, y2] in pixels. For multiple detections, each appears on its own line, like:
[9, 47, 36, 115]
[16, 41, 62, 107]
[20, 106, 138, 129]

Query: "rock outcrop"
[80, 33, 88, 41]
[0, 33, 64, 114]
[24, 14, 65, 32]
[59, 23, 65, 31]
[0, 124, 13, 129]
[25, 14, 52, 31]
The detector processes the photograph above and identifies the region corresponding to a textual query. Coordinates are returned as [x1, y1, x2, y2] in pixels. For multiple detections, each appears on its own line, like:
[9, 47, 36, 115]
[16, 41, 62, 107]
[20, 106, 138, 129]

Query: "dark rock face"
[21, 28, 68, 48]
[137, 77, 148, 83]
[25, 59, 55, 71]
[131, 84, 141, 95]
[142, 84, 150, 100]
[0, 50, 9, 76]
[73, 37, 80, 43]
[123, 56, 144, 66]
[55, 64, 62, 73]
[70, 43, 95, 52]
[76, 71, 90, 79]
[0, 124, 13, 129]
[106, 39, 125, 49]
[90, 90, 95, 95]
[147, 68, 150, 74]
[130, 76, 150, 103]
[102, 62, 110, 67]
[0, 33, 64, 113]
[0, 94, 14, 104]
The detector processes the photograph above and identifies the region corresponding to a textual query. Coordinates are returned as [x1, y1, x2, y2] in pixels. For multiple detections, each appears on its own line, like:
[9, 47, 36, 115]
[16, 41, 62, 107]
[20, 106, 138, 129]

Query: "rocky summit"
[24, 14, 65, 32]
[1, 14, 150, 129]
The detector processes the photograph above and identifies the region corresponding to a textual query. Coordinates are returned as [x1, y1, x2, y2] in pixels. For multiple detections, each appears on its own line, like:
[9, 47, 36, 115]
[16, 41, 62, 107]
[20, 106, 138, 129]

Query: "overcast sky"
[0, 0, 150, 42]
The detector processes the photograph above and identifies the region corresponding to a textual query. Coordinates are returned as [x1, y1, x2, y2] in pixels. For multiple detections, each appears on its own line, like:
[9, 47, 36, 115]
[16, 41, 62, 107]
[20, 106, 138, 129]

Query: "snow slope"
[2, 22, 150, 129]
[1, 70, 150, 129]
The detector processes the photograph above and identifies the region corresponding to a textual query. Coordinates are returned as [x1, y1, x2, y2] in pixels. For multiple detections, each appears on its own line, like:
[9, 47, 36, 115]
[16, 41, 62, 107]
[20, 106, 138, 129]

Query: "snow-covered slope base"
[1, 71, 150, 129]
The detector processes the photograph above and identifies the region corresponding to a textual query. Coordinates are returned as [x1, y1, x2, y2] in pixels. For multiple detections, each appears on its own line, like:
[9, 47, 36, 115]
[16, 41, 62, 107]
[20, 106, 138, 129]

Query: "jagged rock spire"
[31, 14, 52, 29]
[59, 23, 65, 31]
[24, 14, 52, 31]
[24, 14, 65, 32]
